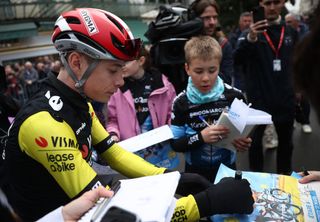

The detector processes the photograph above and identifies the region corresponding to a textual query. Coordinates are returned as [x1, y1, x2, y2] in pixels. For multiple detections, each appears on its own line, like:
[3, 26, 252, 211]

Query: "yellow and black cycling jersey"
[1, 73, 200, 222]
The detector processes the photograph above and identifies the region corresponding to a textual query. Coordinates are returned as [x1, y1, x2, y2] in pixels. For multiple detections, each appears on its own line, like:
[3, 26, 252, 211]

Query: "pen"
[301, 167, 310, 176]
[235, 170, 242, 180]
[91, 181, 121, 222]
[199, 115, 211, 127]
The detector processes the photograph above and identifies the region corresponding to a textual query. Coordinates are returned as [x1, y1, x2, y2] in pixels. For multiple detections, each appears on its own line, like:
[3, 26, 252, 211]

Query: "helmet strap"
[60, 53, 99, 98]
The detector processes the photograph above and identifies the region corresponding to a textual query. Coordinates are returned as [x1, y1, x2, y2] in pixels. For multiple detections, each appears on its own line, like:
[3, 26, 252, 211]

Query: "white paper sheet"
[118, 125, 174, 153]
[79, 172, 180, 222]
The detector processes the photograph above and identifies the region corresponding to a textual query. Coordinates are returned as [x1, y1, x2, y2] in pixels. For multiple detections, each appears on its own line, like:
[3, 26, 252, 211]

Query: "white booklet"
[79, 171, 180, 222]
[214, 99, 272, 151]
[118, 125, 174, 153]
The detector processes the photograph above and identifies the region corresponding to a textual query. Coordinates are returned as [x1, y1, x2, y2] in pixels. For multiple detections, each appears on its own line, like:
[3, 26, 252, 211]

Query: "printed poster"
[211, 164, 320, 222]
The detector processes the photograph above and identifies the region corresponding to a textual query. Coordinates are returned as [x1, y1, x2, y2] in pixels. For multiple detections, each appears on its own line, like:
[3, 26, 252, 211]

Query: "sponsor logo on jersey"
[35, 136, 48, 148]
[81, 144, 89, 159]
[46, 153, 75, 172]
[76, 122, 86, 135]
[34, 136, 92, 151]
[189, 107, 225, 118]
[92, 181, 102, 190]
[51, 136, 79, 148]
[171, 206, 187, 222]
[80, 9, 99, 35]
[45, 90, 63, 111]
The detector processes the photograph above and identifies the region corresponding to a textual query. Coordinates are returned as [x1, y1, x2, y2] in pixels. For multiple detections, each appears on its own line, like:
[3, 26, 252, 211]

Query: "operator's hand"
[201, 125, 229, 144]
[232, 137, 252, 152]
[298, 171, 320, 184]
[248, 19, 268, 41]
[194, 177, 254, 217]
[62, 186, 113, 221]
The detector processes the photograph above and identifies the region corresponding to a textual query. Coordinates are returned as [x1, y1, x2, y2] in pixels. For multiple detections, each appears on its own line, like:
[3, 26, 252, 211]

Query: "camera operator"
[188, 0, 234, 85]
[146, 1, 234, 94]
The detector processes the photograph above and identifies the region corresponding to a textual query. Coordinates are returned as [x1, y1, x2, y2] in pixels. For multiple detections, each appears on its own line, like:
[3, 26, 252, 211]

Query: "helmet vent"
[75, 33, 106, 53]
[104, 13, 124, 34]
[66, 16, 81, 24]
[56, 33, 71, 40]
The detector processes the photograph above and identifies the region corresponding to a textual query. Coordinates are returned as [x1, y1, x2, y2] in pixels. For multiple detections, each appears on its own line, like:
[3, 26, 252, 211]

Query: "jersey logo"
[81, 144, 89, 159]
[80, 9, 99, 35]
[45, 91, 63, 111]
[171, 206, 187, 222]
[35, 137, 48, 148]
[76, 122, 86, 135]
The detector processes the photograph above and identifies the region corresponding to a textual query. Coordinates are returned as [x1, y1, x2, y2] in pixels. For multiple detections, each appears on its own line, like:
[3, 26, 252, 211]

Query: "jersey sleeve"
[172, 195, 200, 222]
[18, 111, 97, 198]
[88, 103, 166, 178]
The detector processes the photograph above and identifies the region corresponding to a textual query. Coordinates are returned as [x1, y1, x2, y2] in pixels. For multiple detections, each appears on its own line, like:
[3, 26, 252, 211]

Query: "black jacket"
[234, 22, 298, 122]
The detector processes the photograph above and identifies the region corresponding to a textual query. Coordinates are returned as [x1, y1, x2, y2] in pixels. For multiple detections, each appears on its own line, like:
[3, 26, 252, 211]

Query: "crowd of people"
[3, 56, 61, 104]
[1, 0, 320, 221]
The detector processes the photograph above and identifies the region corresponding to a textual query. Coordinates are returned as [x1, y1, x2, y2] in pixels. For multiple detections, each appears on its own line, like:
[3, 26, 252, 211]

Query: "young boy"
[170, 36, 252, 182]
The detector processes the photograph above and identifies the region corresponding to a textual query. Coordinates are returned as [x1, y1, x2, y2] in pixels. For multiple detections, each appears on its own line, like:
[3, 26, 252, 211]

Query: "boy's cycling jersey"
[1, 73, 166, 221]
[170, 84, 245, 168]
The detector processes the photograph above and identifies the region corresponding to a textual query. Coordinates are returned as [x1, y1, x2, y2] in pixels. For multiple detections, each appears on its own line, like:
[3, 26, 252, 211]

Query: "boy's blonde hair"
[184, 36, 222, 64]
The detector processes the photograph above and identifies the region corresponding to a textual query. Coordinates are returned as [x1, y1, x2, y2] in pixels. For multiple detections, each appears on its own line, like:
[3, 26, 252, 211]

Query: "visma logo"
[35, 137, 48, 148]
[45, 90, 63, 111]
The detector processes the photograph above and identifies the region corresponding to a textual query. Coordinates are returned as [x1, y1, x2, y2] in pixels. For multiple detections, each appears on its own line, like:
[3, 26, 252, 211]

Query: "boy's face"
[185, 57, 220, 94]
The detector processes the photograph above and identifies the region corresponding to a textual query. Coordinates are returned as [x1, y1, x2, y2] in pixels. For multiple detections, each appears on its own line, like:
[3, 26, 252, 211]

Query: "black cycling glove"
[194, 177, 254, 217]
[165, 170, 212, 196]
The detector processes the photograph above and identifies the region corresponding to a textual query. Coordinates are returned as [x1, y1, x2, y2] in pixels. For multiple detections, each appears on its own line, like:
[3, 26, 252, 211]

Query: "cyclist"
[1, 8, 254, 221]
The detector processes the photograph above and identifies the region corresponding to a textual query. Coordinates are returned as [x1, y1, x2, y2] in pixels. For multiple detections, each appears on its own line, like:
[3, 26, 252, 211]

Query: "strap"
[60, 53, 99, 98]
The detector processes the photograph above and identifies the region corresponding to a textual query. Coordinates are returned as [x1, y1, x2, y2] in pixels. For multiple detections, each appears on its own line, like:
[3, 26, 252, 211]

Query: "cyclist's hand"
[111, 135, 119, 142]
[194, 177, 254, 217]
[164, 170, 212, 196]
[298, 171, 320, 184]
[176, 172, 212, 196]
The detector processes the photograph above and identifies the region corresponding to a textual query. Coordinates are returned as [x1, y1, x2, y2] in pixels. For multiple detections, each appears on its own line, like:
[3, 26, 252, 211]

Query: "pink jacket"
[106, 74, 176, 140]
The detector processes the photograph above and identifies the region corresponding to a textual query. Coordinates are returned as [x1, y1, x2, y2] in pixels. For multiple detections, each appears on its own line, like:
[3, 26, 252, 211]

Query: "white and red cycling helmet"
[52, 8, 141, 61]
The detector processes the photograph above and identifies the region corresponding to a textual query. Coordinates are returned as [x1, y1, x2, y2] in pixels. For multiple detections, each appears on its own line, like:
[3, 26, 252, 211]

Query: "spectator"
[36, 62, 48, 80]
[4, 65, 21, 100]
[229, 12, 253, 50]
[170, 35, 251, 182]
[285, 12, 312, 134]
[228, 11, 253, 91]
[189, 0, 234, 85]
[22, 61, 39, 99]
[234, 0, 298, 175]
[51, 60, 61, 76]
[0, 8, 254, 222]
[0, 65, 20, 170]
[293, 2, 320, 184]
[107, 46, 179, 169]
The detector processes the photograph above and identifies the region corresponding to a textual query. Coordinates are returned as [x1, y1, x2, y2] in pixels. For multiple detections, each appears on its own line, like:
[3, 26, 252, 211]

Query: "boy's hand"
[232, 137, 252, 152]
[201, 125, 229, 144]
